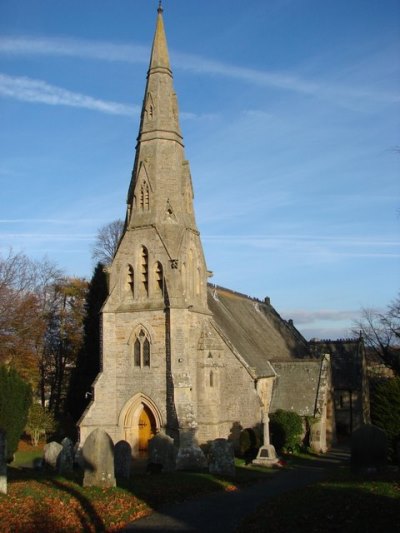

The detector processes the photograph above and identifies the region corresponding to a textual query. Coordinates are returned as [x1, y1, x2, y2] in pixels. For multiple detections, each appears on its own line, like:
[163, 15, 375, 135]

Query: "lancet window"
[133, 329, 151, 368]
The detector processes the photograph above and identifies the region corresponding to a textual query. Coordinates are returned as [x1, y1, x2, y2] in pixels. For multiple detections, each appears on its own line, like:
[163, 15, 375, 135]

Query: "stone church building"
[79, 7, 366, 464]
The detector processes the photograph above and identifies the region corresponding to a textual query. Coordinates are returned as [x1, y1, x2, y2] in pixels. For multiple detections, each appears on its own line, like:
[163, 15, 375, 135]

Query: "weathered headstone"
[82, 428, 116, 488]
[176, 429, 207, 471]
[114, 440, 132, 479]
[148, 432, 176, 472]
[57, 437, 74, 474]
[351, 424, 388, 470]
[208, 438, 235, 477]
[43, 441, 62, 469]
[0, 429, 7, 495]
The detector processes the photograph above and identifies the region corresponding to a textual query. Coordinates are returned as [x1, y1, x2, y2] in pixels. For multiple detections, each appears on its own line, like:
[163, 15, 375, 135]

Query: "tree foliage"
[370, 377, 400, 461]
[67, 263, 108, 422]
[353, 293, 400, 375]
[41, 277, 88, 416]
[270, 409, 303, 451]
[0, 366, 32, 461]
[92, 219, 124, 265]
[25, 403, 56, 447]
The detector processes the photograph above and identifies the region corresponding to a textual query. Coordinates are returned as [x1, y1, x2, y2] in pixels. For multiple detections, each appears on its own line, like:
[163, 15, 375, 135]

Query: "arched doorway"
[119, 393, 163, 456]
[138, 404, 156, 452]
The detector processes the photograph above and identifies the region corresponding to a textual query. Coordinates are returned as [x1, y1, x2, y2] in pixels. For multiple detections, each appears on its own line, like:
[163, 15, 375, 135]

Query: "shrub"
[25, 403, 56, 446]
[0, 366, 32, 461]
[370, 377, 400, 461]
[270, 409, 303, 451]
[239, 428, 259, 462]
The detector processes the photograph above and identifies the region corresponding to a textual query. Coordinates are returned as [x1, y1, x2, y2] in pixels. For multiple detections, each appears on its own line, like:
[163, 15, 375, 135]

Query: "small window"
[155, 261, 163, 295]
[127, 265, 134, 295]
[210, 370, 214, 387]
[133, 329, 151, 368]
[141, 246, 149, 295]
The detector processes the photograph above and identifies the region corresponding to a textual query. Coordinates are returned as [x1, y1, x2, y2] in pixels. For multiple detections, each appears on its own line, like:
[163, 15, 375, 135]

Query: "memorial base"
[252, 444, 279, 466]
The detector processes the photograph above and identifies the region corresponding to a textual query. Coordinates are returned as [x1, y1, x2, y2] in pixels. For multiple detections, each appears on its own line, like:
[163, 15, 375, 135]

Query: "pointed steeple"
[149, 2, 171, 74]
[119, 5, 209, 312]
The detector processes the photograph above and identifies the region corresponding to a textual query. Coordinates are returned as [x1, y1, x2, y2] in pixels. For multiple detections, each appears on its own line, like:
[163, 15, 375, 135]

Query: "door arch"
[119, 393, 163, 456]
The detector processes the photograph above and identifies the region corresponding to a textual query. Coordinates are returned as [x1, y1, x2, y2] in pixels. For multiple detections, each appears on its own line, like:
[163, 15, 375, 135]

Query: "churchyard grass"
[237, 466, 400, 532]
[0, 460, 276, 532]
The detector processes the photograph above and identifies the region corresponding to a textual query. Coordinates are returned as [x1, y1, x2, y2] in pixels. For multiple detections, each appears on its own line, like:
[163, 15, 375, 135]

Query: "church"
[79, 6, 368, 466]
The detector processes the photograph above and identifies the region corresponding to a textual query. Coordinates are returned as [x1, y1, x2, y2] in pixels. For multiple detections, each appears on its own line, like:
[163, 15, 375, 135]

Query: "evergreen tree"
[0, 366, 32, 461]
[66, 263, 108, 423]
[370, 377, 400, 461]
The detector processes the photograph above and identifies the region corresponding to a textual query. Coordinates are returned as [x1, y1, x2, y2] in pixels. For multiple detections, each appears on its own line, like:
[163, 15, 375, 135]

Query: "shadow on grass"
[5, 467, 105, 532]
[236, 468, 400, 532]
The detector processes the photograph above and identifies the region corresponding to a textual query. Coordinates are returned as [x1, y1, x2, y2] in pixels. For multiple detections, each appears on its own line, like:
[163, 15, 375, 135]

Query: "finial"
[158, 1, 163, 14]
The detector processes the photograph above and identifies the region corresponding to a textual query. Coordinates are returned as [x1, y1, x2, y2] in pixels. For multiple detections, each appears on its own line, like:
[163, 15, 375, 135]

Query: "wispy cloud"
[0, 36, 148, 64]
[202, 234, 400, 262]
[0, 73, 138, 116]
[281, 309, 359, 325]
[1, 36, 398, 106]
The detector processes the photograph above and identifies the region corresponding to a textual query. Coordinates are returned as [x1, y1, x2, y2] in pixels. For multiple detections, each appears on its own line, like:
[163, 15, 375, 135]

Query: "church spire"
[149, 2, 171, 74]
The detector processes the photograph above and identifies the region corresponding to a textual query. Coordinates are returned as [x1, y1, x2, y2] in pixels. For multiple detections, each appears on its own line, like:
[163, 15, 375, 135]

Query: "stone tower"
[79, 4, 211, 466]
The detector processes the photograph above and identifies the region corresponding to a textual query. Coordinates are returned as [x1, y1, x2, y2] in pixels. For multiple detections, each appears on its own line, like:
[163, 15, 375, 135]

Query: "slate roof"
[309, 339, 364, 390]
[208, 285, 308, 378]
[269, 361, 323, 416]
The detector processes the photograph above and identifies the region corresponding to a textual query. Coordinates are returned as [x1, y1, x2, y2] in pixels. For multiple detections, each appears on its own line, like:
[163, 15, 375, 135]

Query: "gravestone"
[148, 432, 176, 472]
[208, 438, 235, 477]
[0, 429, 6, 494]
[176, 429, 207, 471]
[43, 441, 62, 469]
[351, 424, 387, 470]
[57, 437, 74, 474]
[114, 440, 132, 479]
[82, 428, 116, 488]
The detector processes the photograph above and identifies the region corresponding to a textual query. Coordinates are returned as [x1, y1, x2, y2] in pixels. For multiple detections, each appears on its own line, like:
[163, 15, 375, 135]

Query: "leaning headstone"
[148, 432, 176, 473]
[351, 424, 388, 470]
[208, 438, 235, 477]
[82, 428, 116, 488]
[114, 440, 132, 479]
[57, 437, 74, 474]
[43, 441, 62, 469]
[0, 429, 7, 494]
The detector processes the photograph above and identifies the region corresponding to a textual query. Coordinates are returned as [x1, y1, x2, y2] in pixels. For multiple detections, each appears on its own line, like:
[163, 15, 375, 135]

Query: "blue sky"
[0, 0, 399, 339]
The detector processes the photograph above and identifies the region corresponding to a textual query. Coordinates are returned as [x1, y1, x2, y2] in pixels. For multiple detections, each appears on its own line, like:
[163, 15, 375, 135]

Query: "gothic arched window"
[133, 329, 151, 368]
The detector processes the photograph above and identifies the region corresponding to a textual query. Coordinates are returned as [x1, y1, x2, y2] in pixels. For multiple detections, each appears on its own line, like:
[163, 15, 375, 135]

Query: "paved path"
[124, 447, 350, 532]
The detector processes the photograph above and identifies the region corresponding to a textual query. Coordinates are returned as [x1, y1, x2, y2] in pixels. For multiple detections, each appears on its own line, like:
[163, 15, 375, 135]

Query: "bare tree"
[92, 219, 124, 265]
[353, 293, 400, 375]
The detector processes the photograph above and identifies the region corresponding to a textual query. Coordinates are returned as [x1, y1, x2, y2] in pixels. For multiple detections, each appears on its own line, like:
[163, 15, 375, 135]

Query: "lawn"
[236, 467, 400, 532]
[1, 450, 277, 532]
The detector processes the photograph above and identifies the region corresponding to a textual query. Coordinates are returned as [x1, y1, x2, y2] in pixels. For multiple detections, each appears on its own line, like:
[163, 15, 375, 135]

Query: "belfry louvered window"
[141, 246, 149, 294]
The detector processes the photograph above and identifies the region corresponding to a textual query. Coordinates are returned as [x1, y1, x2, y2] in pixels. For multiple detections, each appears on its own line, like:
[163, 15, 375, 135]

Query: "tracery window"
[134, 329, 151, 368]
